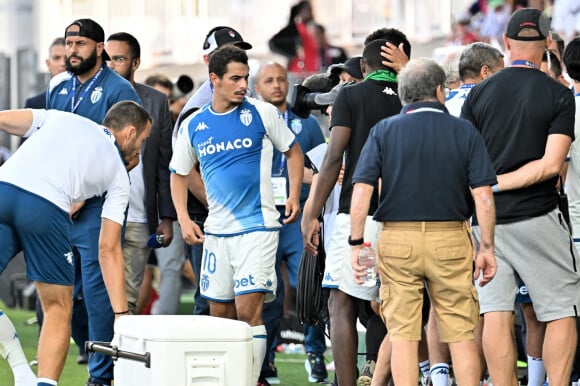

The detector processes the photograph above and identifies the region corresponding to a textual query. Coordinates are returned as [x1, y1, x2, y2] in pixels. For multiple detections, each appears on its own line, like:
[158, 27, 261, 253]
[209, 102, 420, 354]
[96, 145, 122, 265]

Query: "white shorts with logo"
[200, 230, 278, 303]
[322, 213, 381, 301]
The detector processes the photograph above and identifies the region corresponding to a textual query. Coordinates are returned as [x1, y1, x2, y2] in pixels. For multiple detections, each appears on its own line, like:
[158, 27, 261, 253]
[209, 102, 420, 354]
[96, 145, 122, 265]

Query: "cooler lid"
[114, 315, 253, 341]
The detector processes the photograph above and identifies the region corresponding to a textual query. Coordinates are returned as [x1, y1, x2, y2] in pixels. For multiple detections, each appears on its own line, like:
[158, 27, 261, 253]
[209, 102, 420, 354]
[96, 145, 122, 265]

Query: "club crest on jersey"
[289, 119, 302, 134]
[201, 273, 210, 292]
[240, 108, 252, 126]
[91, 87, 103, 104]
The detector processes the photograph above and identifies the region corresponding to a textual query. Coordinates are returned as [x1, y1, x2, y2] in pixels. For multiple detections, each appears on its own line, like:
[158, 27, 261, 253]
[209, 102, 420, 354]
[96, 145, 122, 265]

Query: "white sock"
[527, 355, 546, 386]
[419, 359, 431, 378]
[12, 363, 36, 386]
[37, 378, 58, 386]
[251, 325, 267, 383]
[0, 310, 31, 367]
[430, 363, 450, 386]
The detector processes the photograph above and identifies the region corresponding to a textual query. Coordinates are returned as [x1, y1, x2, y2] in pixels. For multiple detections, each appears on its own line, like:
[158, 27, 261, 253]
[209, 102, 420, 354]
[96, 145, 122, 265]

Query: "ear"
[45, 58, 50, 71]
[503, 34, 511, 52]
[545, 36, 553, 51]
[436, 84, 446, 104]
[96, 42, 106, 58]
[360, 59, 366, 76]
[124, 125, 137, 142]
[209, 72, 220, 88]
[132, 57, 141, 72]
[480, 65, 490, 79]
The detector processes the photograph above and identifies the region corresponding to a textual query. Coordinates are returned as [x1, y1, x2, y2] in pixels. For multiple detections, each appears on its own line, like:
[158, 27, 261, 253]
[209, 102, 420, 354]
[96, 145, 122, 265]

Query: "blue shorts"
[0, 182, 74, 285]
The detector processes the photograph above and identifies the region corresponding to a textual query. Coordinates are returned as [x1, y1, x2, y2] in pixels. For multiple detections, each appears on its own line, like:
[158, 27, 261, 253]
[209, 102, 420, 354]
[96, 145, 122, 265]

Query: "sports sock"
[430, 363, 450, 386]
[252, 325, 267, 383]
[527, 355, 546, 386]
[419, 359, 431, 378]
[37, 378, 57, 386]
[0, 310, 37, 385]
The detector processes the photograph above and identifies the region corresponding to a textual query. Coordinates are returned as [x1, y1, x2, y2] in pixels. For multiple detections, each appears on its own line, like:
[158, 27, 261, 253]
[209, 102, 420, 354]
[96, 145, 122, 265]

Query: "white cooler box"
[112, 315, 253, 386]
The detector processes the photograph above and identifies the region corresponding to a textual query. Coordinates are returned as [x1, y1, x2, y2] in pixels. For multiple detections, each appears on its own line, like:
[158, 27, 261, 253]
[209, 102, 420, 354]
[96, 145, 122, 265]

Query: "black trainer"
[305, 352, 328, 383]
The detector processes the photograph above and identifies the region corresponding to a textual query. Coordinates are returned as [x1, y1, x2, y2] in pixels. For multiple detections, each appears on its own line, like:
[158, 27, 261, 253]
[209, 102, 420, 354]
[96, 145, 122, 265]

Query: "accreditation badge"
[271, 177, 288, 206]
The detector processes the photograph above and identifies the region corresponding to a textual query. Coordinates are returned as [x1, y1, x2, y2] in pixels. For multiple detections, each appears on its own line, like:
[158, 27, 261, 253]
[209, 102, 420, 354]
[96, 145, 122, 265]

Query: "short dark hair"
[208, 45, 248, 78]
[563, 37, 580, 81]
[542, 49, 563, 78]
[362, 39, 390, 70]
[107, 32, 141, 59]
[398, 58, 446, 105]
[364, 28, 411, 58]
[551, 31, 565, 58]
[103, 101, 152, 135]
[459, 42, 504, 81]
[144, 74, 173, 91]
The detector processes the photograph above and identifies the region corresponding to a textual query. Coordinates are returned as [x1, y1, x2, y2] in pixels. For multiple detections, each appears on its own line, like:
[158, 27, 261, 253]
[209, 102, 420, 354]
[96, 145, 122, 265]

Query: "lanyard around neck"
[511, 60, 537, 69]
[71, 65, 104, 112]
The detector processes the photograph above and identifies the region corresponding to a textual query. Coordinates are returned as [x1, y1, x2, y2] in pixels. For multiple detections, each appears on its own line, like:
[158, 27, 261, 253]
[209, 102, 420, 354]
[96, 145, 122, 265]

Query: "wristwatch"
[348, 236, 364, 246]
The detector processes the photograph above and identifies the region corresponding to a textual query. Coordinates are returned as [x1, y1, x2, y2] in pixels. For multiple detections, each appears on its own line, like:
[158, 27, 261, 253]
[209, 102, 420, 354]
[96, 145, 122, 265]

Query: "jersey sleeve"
[169, 115, 197, 176]
[259, 102, 296, 153]
[101, 168, 131, 225]
[24, 109, 49, 137]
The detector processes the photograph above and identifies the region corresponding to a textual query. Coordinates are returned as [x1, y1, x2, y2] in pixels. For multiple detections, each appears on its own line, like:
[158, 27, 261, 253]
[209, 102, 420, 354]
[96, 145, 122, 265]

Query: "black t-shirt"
[354, 102, 496, 221]
[330, 79, 402, 214]
[461, 67, 575, 224]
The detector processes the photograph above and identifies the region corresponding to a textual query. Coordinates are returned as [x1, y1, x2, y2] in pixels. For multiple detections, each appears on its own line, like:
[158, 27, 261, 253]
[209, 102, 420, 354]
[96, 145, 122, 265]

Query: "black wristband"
[114, 310, 130, 315]
[348, 236, 364, 246]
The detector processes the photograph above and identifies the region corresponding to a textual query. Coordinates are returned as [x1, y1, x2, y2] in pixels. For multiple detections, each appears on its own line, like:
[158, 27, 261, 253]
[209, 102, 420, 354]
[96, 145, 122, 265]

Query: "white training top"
[445, 84, 475, 117]
[0, 109, 130, 225]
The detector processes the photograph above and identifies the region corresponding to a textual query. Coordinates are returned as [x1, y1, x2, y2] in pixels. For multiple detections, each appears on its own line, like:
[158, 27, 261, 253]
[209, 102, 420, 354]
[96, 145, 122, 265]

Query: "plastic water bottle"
[358, 242, 377, 287]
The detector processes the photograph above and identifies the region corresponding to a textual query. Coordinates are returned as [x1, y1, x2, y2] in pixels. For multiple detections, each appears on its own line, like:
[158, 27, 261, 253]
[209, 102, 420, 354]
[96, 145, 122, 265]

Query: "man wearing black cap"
[46, 18, 141, 386]
[329, 56, 364, 83]
[174, 26, 252, 131]
[462, 8, 579, 386]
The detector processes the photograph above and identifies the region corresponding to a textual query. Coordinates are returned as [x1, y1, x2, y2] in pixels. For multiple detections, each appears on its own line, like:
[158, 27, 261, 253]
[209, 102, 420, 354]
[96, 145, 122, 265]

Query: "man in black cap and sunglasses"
[46, 18, 141, 386]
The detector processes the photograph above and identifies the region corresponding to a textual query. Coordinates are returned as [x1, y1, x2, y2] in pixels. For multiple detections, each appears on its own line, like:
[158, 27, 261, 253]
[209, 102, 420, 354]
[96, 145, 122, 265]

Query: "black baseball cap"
[505, 8, 549, 41]
[329, 56, 363, 80]
[202, 26, 252, 56]
[65, 18, 111, 60]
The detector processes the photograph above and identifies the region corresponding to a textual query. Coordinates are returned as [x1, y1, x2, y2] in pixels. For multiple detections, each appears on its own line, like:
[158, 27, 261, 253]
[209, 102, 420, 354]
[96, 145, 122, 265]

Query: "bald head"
[504, 30, 550, 66]
[254, 62, 289, 109]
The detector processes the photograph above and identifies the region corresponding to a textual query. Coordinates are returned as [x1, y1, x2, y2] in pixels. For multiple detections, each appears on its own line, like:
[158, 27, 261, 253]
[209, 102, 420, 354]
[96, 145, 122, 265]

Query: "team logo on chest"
[91, 87, 103, 104]
[240, 108, 252, 127]
[290, 118, 302, 134]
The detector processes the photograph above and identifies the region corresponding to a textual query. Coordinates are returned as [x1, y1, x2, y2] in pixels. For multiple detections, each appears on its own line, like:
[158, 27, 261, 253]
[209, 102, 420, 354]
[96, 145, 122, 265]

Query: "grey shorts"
[472, 208, 580, 322]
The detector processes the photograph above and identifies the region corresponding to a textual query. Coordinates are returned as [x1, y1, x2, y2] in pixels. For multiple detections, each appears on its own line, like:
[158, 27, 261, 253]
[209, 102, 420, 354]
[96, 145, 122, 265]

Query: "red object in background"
[140, 287, 159, 315]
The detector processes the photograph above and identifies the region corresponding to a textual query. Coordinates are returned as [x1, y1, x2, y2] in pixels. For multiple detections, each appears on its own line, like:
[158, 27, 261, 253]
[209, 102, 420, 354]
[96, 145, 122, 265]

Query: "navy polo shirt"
[353, 101, 497, 222]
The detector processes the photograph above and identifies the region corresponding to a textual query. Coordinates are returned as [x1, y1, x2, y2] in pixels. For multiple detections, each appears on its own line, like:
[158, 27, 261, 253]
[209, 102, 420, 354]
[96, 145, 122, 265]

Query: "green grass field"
[0, 302, 336, 385]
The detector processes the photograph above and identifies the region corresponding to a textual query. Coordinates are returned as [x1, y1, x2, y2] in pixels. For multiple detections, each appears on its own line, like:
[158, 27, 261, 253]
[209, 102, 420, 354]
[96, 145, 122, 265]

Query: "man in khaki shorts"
[350, 58, 497, 386]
